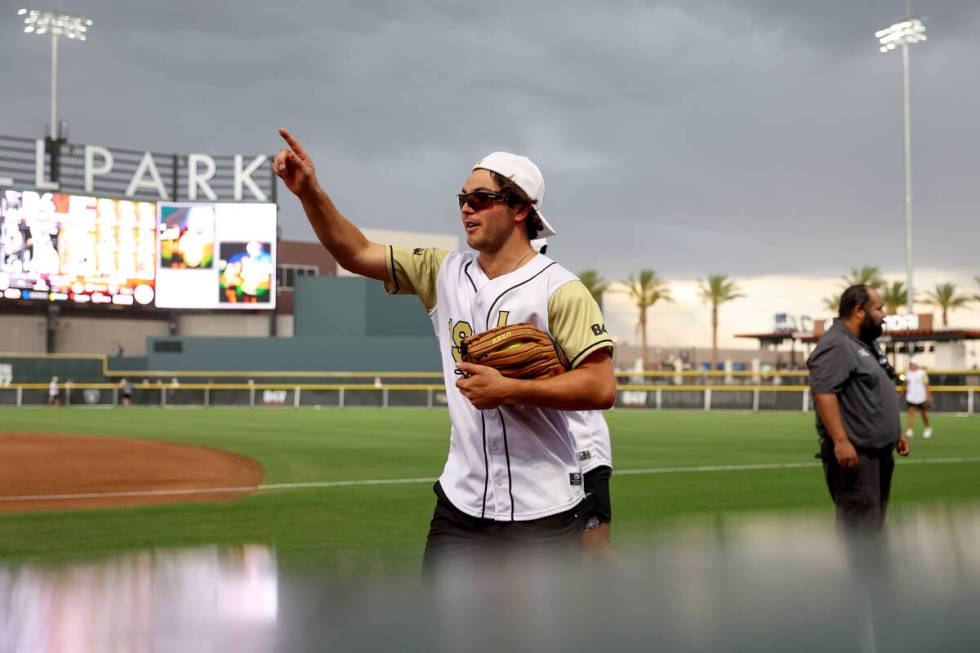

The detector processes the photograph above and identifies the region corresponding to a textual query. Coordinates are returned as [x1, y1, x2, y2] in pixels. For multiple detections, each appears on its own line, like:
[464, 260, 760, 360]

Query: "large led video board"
[0, 188, 157, 306]
[0, 188, 276, 310]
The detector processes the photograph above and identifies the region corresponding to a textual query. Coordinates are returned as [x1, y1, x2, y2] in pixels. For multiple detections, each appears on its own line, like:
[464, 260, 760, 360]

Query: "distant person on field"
[807, 285, 909, 536]
[904, 359, 932, 439]
[119, 378, 134, 407]
[47, 376, 60, 406]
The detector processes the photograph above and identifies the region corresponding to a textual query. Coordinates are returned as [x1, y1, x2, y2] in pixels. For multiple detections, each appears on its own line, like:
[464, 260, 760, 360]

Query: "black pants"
[422, 482, 584, 576]
[820, 441, 895, 535]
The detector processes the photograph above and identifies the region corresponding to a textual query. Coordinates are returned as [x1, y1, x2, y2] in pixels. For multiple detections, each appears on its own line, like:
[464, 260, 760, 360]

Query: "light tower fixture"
[875, 18, 927, 52]
[875, 15, 925, 320]
[18, 8, 94, 140]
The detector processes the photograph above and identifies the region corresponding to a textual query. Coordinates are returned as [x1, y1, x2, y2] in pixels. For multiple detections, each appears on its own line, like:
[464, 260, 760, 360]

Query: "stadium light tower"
[875, 15, 925, 318]
[18, 8, 94, 140]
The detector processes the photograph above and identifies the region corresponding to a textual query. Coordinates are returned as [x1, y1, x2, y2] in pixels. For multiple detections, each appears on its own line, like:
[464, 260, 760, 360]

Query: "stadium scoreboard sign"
[0, 134, 278, 311]
[0, 134, 275, 202]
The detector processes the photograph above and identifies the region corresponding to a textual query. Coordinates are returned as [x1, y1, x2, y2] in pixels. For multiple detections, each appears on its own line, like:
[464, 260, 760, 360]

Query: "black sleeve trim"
[388, 245, 399, 294]
[569, 339, 615, 368]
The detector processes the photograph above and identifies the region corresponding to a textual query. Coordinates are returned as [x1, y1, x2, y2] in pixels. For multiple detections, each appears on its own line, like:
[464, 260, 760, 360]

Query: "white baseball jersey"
[385, 245, 614, 521]
[905, 368, 929, 405]
[567, 410, 612, 474]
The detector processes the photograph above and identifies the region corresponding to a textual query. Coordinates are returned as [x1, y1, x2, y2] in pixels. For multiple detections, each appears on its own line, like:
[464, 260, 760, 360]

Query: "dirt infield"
[0, 433, 264, 513]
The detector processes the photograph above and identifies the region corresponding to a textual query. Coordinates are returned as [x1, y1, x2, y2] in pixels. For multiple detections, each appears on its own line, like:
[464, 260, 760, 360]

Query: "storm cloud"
[4, 0, 978, 283]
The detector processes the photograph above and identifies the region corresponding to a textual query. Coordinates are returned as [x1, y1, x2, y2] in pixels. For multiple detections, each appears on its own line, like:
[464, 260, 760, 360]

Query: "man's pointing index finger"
[278, 128, 308, 160]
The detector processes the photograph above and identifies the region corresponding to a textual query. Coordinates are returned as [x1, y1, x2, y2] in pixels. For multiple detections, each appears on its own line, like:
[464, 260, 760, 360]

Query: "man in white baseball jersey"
[273, 130, 617, 572]
[904, 359, 932, 439]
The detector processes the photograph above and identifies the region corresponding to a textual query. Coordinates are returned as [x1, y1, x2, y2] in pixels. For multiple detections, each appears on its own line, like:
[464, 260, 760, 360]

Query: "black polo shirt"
[807, 320, 901, 449]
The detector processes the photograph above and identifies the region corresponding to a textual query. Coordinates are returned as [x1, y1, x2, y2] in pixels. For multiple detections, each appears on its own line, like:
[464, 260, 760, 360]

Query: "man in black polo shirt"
[808, 285, 910, 534]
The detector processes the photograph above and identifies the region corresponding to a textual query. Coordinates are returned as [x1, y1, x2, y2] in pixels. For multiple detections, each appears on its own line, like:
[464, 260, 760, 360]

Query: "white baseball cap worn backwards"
[473, 152, 557, 238]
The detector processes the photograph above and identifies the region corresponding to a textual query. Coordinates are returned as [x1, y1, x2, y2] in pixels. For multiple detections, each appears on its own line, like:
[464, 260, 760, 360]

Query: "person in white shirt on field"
[47, 376, 60, 406]
[532, 239, 616, 561]
[904, 358, 932, 439]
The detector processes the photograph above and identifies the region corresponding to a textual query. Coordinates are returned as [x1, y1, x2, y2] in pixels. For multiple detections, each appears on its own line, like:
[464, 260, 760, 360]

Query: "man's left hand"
[897, 434, 911, 457]
[455, 362, 514, 410]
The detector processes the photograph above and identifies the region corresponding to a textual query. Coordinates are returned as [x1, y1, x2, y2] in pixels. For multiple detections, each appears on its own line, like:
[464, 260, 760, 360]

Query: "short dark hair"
[839, 284, 871, 318]
[489, 171, 543, 239]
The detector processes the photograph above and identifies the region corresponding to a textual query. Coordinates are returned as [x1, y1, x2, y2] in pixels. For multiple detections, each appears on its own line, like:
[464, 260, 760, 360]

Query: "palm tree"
[841, 266, 885, 290]
[698, 274, 744, 371]
[578, 270, 609, 309]
[621, 269, 672, 370]
[881, 281, 908, 315]
[921, 282, 973, 326]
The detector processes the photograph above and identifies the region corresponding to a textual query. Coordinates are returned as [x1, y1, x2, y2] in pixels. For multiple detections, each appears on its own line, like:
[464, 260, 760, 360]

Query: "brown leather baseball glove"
[459, 323, 569, 379]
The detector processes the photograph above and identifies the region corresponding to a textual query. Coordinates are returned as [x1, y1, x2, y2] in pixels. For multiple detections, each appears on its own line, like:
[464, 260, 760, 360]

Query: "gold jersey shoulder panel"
[547, 280, 614, 369]
[383, 245, 450, 312]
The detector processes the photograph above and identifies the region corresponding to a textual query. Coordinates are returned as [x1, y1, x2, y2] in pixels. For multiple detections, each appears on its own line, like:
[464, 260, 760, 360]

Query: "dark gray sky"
[4, 0, 978, 283]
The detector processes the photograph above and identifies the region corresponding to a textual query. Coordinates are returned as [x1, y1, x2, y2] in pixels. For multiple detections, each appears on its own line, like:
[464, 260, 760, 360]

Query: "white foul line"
[2, 458, 980, 505]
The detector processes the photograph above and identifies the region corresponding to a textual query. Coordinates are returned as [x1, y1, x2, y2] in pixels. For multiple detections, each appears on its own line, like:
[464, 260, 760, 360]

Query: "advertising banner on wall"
[0, 187, 276, 310]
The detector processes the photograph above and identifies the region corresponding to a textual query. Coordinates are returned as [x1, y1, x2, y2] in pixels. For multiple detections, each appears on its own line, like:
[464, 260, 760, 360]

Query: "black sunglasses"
[457, 190, 509, 211]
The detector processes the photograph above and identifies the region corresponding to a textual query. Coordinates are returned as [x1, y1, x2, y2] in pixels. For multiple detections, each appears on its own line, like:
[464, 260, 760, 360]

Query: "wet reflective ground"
[3, 505, 980, 652]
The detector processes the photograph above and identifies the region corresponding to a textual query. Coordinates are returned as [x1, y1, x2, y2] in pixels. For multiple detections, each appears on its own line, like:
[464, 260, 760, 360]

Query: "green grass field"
[1, 408, 978, 574]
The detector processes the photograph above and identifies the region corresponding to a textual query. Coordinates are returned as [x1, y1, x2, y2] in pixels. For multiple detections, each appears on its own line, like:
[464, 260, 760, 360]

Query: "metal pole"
[902, 41, 913, 316]
[50, 34, 58, 140]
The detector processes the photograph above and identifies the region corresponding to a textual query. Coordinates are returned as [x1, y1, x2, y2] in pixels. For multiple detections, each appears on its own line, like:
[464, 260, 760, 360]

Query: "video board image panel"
[154, 202, 276, 310]
[159, 204, 216, 270]
[218, 241, 273, 305]
[0, 188, 156, 307]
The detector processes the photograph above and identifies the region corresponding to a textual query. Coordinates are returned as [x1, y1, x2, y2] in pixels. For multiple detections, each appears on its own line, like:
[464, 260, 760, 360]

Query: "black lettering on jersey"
[590, 323, 607, 336]
[413, 248, 423, 256]
[569, 472, 583, 486]
[450, 319, 474, 364]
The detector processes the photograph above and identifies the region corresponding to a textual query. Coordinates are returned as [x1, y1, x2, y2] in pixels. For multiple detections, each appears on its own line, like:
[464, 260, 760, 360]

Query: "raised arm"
[274, 128, 388, 281]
